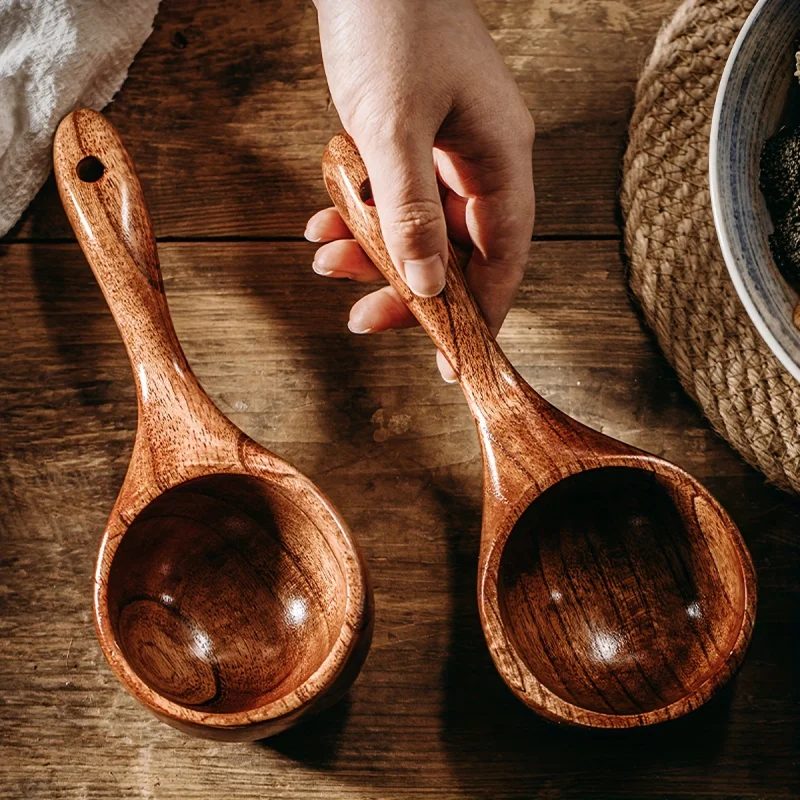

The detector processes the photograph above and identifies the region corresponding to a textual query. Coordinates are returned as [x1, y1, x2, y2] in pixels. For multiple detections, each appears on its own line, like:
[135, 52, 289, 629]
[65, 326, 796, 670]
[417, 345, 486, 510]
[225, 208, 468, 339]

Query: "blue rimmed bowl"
[710, 0, 800, 381]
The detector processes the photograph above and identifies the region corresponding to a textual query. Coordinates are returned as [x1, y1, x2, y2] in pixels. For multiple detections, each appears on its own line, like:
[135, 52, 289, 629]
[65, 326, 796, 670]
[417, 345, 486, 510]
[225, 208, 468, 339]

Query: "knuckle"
[345, 92, 414, 144]
[389, 198, 443, 241]
[347, 102, 393, 141]
[349, 99, 438, 150]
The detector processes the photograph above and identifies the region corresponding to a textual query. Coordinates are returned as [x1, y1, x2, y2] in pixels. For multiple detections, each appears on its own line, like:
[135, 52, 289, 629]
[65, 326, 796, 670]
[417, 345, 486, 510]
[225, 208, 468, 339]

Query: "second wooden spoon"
[323, 133, 756, 728]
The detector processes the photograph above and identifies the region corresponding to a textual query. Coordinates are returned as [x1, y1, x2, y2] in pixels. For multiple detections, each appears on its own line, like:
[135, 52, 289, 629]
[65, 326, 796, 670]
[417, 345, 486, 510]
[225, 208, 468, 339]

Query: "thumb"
[359, 133, 448, 298]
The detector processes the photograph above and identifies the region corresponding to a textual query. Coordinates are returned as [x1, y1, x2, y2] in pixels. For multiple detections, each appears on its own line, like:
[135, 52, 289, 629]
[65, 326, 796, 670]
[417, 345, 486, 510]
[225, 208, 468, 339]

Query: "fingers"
[466, 193, 533, 335]
[306, 203, 460, 383]
[435, 127, 536, 336]
[304, 207, 353, 242]
[304, 206, 383, 280]
[342, 282, 454, 384]
[458, 109, 535, 332]
[347, 286, 416, 333]
[312, 239, 384, 281]
[359, 130, 448, 299]
[441, 189, 471, 250]
[464, 181, 535, 336]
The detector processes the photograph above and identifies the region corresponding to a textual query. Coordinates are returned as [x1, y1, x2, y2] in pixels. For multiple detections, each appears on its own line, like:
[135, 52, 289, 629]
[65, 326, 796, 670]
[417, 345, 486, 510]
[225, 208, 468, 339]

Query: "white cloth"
[0, 0, 160, 236]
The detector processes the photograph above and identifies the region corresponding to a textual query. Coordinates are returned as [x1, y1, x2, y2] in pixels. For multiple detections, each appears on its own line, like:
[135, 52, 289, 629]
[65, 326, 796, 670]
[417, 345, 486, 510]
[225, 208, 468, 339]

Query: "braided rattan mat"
[621, 0, 800, 493]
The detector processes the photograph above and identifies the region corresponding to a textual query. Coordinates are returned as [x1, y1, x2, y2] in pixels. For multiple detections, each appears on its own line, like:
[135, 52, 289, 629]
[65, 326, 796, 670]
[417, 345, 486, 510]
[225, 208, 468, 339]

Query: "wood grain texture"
[4, 0, 676, 242]
[323, 133, 756, 727]
[1, 0, 798, 794]
[49, 110, 372, 740]
[1, 241, 797, 796]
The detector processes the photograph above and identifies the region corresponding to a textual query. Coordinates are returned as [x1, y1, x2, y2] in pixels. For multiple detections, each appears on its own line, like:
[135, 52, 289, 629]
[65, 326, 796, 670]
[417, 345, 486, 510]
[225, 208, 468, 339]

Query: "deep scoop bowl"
[491, 464, 753, 727]
[54, 109, 373, 741]
[97, 472, 371, 740]
[710, 0, 800, 380]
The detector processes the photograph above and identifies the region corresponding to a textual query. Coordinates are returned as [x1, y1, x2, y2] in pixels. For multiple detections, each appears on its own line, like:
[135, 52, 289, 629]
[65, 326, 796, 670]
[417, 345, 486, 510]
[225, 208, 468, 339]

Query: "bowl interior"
[497, 467, 747, 716]
[711, 0, 800, 379]
[105, 474, 350, 714]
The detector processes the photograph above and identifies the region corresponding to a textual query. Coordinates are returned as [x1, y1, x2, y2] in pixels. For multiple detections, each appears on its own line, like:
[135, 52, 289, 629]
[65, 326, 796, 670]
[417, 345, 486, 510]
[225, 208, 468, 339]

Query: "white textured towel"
[0, 0, 160, 236]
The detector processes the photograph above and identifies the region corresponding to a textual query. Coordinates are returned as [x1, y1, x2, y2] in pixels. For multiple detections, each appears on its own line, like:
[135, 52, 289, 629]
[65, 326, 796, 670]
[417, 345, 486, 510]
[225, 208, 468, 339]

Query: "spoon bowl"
[104, 473, 353, 716]
[54, 110, 372, 740]
[322, 133, 756, 727]
[492, 462, 750, 724]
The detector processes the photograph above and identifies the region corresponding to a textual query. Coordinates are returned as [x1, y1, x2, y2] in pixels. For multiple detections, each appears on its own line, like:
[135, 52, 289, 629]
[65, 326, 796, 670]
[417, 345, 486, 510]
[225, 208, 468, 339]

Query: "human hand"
[306, 0, 535, 381]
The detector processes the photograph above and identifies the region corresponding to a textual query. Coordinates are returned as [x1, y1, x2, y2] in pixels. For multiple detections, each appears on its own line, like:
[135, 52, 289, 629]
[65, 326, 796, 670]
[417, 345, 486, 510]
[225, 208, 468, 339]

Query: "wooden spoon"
[53, 110, 373, 741]
[322, 133, 756, 728]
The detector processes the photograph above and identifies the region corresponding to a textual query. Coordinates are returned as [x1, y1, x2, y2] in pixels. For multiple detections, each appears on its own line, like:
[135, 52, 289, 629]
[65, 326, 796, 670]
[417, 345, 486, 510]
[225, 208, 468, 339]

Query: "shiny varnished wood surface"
[50, 110, 371, 740]
[1, 239, 798, 796]
[323, 134, 755, 727]
[1, 0, 798, 797]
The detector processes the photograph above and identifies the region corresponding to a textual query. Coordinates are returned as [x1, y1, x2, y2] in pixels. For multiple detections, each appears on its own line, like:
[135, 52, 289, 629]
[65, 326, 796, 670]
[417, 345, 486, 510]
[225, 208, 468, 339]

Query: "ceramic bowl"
[710, 0, 800, 381]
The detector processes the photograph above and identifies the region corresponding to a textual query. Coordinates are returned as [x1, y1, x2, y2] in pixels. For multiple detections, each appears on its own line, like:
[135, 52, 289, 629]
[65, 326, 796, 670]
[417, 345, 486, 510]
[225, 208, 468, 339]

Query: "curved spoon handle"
[322, 133, 514, 396]
[54, 110, 208, 427]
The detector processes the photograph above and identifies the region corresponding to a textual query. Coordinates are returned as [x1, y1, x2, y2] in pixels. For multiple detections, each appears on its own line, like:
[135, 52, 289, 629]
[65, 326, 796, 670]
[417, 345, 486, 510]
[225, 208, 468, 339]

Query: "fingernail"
[401, 255, 446, 298]
[304, 222, 322, 242]
[348, 318, 373, 334]
[437, 350, 457, 383]
[312, 260, 334, 276]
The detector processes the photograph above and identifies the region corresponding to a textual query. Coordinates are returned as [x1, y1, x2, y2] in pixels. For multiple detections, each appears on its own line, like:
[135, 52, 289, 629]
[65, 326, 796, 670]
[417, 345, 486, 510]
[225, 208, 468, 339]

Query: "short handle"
[322, 133, 515, 399]
[54, 110, 206, 426]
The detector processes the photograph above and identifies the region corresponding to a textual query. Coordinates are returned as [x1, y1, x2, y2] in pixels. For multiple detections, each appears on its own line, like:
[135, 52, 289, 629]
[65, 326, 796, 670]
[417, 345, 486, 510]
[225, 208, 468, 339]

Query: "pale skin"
[306, 0, 535, 381]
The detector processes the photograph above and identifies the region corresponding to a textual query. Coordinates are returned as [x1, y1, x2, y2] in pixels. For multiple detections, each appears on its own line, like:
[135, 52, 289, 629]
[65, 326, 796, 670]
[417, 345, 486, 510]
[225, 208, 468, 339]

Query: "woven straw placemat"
[621, 0, 800, 493]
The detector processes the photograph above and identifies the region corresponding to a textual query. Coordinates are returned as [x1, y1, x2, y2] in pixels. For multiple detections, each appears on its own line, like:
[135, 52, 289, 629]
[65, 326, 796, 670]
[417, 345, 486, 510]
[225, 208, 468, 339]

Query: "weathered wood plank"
[4, 0, 676, 242]
[1, 241, 797, 799]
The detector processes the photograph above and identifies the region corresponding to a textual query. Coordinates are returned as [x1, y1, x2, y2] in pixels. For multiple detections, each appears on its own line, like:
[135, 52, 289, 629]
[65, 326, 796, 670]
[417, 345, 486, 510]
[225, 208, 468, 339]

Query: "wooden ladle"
[53, 110, 373, 741]
[323, 133, 757, 728]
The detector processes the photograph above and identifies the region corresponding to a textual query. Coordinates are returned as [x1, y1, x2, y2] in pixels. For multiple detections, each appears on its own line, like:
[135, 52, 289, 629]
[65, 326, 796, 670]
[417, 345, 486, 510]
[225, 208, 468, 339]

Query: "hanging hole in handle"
[359, 179, 376, 206]
[76, 156, 105, 183]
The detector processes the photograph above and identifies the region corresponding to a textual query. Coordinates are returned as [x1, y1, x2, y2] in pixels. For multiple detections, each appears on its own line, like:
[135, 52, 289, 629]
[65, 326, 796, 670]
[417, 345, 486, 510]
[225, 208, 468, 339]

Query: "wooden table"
[2, 1, 798, 797]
